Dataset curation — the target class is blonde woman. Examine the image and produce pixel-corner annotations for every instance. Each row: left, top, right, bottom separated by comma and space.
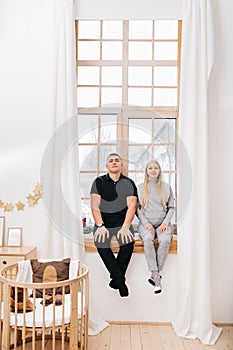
137, 160, 174, 293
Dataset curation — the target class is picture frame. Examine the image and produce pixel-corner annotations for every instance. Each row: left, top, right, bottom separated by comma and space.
7, 227, 22, 247
0, 216, 5, 246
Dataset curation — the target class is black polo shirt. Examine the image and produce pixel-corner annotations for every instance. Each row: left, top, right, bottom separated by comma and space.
90, 173, 138, 228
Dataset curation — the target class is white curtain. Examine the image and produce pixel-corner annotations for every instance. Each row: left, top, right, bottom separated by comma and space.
39, 0, 108, 335
172, 0, 222, 345
40, 0, 83, 259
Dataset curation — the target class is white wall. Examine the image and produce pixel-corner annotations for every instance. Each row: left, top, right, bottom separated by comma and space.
74, 0, 182, 19
209, 0, 233, 323
0, 0, 232, 323
0, 0, 75, 257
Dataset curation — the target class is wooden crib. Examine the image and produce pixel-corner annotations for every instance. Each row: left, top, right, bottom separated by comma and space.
0, 261, 89, 350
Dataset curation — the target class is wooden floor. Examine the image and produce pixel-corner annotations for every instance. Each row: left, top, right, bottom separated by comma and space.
88, 324, 233, 350
14, 324, 233, 349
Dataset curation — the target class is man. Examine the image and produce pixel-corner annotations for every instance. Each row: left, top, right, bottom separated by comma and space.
90, 153, 138, 297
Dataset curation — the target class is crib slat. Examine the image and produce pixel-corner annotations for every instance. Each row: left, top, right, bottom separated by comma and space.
2, 283, 11, 350
61, 285, 65, 350
32, 288, 36, 350
42, 288, 46, 350
52, 287, 56, 350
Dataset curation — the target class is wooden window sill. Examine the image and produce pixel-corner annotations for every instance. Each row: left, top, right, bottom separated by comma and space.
84, 235, 177, 254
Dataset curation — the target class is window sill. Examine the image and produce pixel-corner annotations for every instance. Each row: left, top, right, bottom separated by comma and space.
84, 235, 177, 254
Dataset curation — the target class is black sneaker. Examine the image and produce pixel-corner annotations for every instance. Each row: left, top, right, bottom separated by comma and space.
109, 279, 118, 289
118, 283, 129, 297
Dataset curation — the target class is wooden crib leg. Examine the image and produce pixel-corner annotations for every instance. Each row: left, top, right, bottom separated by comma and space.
2, 284, 10, 350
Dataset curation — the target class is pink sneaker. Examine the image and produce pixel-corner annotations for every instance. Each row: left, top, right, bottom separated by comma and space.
152, 271, 162, 294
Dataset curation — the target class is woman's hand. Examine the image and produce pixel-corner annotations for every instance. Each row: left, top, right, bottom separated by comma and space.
158, 223, 168, 233
144, 222, 155, 234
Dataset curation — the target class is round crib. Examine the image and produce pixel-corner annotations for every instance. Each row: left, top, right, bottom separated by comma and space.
0, 261, 89, 350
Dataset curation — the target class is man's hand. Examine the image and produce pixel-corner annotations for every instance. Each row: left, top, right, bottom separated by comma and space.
94, 226, 109, 243
144, 222, 155, 234
158, 223, 168, 233
117, 226, 134, 244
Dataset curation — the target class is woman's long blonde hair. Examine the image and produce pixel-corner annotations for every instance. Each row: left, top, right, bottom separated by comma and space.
141, 160, 167, 212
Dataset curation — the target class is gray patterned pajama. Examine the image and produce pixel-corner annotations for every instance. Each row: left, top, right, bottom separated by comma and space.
137, 180, 175, 272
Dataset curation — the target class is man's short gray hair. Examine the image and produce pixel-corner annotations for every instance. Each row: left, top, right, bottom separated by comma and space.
106, 153, 122, 162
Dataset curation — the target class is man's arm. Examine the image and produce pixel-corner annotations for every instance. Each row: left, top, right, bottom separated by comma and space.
122, 196, 137, 228
90, 193, 104, 225
117, 195, 137, 244
90, 193, 109, 242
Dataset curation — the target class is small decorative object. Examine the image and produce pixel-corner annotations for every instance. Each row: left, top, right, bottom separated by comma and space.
3, 203, 14, 212
15, 201, 25, 211
7, 227, 22, 247
0, 182, 43, 212
0, 216, 5, 246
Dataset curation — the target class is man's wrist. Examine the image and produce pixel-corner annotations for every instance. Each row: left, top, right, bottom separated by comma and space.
122, 224, 130, 229
96, 222, 105, 228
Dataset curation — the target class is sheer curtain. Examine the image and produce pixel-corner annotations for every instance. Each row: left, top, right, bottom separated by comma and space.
172, 0, 222, 345
40, 0, 108, 335
39, 0, 83, 259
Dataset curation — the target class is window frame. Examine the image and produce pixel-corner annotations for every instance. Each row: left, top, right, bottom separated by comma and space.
75, 20, 182, 251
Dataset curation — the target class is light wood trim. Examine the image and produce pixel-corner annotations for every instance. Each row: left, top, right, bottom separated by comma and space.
177, 20, 182, 116
77, 60, 178, 66
77, 107, 178, 117
0, 246, 36, 256
84, 236, 177, 254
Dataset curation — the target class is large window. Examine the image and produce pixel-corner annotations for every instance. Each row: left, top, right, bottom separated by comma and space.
75, 20, 181, 228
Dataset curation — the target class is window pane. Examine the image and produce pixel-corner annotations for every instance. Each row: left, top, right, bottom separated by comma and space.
129, 20, 153, 39
129, 42, 152, 60
79, 173, 96, 198
102, 21, 123, 39
78, 115, 98, 143
128, 145, 153, 170
99, 145, 117, 171
128, 88, 152, 106
100, 115, 117, 143
81, 199, 94, 225
154, 21, 178, 39
78, 41, 100, 60
154, 42, 178, 60
77, 87, 99, 107
77, 67, 99, 85
154, 88, 177, 106
154, 67, 177, 86
102, 42, 122, 60
101, 88, 122, 105
129, 119, 152, 144
162, 172, 176, 200
128, 172, 144, 187
154, 119, 176, 143
78, 21, 100, 39
79, 145, 98, 170
128, 67, 152, 86
102, 67, 122, 85
153, 145, 175, 170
